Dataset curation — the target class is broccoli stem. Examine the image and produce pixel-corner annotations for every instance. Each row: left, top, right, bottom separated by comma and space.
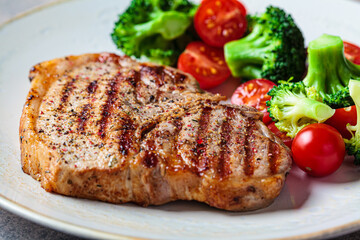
347, 80, 360, 133
288, 97, 334, 124
273, 92, 335, 137
224, 24, 271, 78
344, 80, 360, 164
303, 34, 360, 98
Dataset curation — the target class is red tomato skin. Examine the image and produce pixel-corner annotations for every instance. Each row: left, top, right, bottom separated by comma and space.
202, 0, 247, 16
262, 111, 272, 125
325, 105, 357, 139
232, 0, 247, 16
344, 41, 360, 65
194, 0, 247, 47
177, 42, 231, 89
267, 122, 293, 148
291, 123, 345, 177
231, 79, 276, 112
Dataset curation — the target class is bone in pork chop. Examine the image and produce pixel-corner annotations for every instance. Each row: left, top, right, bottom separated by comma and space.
20, 53, 292, 211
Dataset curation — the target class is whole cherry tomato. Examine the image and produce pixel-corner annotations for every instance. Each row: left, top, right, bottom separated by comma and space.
292, 123, 345, 177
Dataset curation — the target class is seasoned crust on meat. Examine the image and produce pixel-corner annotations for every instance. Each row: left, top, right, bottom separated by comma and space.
20, 53, 292, 211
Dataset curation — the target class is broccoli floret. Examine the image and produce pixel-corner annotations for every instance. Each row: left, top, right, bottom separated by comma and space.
224, 6, 306, 83
303, 34, 360, 109
344, 80, 360, 165
267, 82, 335, 138
111, 0, 199, 66
324, 87, 354, 108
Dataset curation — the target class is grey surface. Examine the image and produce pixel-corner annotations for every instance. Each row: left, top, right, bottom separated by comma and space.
0, 208, 85, 240
0, 0, 360, 240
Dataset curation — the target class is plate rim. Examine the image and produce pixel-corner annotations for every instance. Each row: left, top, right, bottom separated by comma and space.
0, 0, 360, 239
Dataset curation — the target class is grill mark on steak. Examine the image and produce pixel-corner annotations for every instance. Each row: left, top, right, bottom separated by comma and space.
117, 115, 136, 156
77, 104, 91, 134
58, 78, 76, 111
143, 139, 158, 168
268, 140, 280, 174
155, 89, 163, 102
217, 107, 235, 178
77, 81, 98, 133
163, 68, 187, 84
125, 70, 145, 104
174, 72, 186, 84
193, 107, 212, 175
140, 122, 157, 141
97, 76, 122, 138
140, 65, 165, 87
243, 120, 256, 176
173, 118, 183, 131
127, 70, 139, 102
125, 70, 140, 89
168, 117, 184, 171
87, 80, 98, 94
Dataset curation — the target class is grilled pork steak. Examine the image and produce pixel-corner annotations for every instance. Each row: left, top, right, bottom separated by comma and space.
20, 53, 292, 211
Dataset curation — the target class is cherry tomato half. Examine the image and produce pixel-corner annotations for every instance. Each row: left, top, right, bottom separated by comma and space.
177, 41, 231, 89
201, 0, 247, 16
267, 122, 293, 148
194, 0, 247, 47
344, 41, 360, 65
325, 105, 357, 140
231, 79, 276, 113
292, 123, 345, 177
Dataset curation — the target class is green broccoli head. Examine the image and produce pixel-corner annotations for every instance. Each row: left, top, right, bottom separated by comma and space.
224, 6, 306, 83
344, 80, 360, 165
267, 82, 335, 138
303, 34, 360, 109
111, 0, 199, 66
324, 87, 354, 109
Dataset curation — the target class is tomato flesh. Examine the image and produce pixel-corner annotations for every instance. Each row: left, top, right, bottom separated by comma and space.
177, 41, 231, 89
194, 0, 247, 47
292, 123, 345, 177
231, 79, 276, 113
344, 41, 360, 65
325, 105, 357, 139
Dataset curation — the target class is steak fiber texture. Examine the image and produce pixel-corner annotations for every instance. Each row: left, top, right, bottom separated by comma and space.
20, 53, 292, 211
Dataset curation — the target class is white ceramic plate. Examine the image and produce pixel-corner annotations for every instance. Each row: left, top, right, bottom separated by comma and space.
1, 0, 360, 239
